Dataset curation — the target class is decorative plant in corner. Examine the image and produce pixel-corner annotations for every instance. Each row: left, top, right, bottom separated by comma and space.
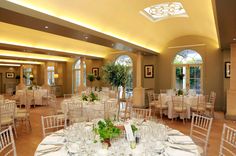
93, 119, 121, 148
87, 73, 96, 89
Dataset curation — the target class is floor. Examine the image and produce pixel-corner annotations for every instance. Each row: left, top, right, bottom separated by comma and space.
14, 101, 236, 156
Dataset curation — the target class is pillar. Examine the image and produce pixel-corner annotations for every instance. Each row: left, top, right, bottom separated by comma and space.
133, 52, 145, 107
16, 65, 25, 90
42, 62, 49, 89
78, 57, 86, 94
226, 44, 236, 119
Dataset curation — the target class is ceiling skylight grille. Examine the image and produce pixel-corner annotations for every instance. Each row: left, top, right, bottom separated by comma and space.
141, 2, 188, 22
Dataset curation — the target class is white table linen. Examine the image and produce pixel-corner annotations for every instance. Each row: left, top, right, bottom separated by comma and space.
35, 120, 200, 156
161, 94, 200, 119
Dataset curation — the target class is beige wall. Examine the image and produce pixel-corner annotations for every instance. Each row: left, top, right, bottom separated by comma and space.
85, 59, 104, 88
143, 55, 158, 92
222, 50, 230, 112
156, 35, 224, 111
0, 66, 19, 93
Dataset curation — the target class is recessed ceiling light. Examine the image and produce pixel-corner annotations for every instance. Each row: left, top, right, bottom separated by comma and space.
85, 36, 89, 39
233, 38, 236, 41
45, 26, 49, 29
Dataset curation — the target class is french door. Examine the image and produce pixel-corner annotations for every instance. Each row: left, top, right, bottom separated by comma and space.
173, 64, 202, 93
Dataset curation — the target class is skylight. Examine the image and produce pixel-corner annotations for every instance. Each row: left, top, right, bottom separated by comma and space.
141, 2, 188, 22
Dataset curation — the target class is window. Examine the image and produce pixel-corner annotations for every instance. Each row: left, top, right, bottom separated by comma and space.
173, 50, 203, 93
47, 66, 55, 86
23, 68, 32, 86
73, 59, 86, 93
115, 55, 133, 97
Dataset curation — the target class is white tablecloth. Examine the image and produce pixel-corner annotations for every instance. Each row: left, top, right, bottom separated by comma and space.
35, 120, 200, 156
61, 98, 118, 119
160, 94, 200, 119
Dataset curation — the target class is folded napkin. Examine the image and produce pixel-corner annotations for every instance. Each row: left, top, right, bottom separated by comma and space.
168, 136, 194, 144
41, 136, 65, 145
167, 129, 184, 136
165, 146, 197, 156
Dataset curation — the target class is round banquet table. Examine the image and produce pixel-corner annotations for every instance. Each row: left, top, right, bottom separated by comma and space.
35, 119, 200, 156
60, 98, 118, 119
160, 94, 204, 119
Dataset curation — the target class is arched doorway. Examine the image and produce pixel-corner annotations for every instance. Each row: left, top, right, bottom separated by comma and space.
173, 49, 203, 93
73, 59, 86, 93
115, 55, 133, 97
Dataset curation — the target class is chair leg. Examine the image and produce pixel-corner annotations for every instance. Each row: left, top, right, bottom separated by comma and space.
13, 124, 17, 138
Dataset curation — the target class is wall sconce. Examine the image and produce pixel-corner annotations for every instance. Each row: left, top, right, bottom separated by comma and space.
29, 74, 34, 78
54, 74, 59, 79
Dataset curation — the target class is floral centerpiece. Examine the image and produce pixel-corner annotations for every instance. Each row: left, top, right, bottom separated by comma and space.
93, 119, 121, 147
82, 91, 98, 102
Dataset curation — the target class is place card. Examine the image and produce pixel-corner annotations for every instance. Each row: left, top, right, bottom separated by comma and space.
124, 122, 135, 142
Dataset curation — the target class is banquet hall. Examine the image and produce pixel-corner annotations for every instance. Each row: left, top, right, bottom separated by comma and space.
0, 0, 236, 156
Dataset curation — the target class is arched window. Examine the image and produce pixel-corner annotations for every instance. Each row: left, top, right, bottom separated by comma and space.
173, 50, 203, 93
115, 55, 133, 97
73, 59, 86, 93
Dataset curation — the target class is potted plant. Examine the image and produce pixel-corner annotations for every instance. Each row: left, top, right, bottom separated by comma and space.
102, 62, 129, 98
93, 119, 121, 148
102, 62, 130, 120
87, 73, 96, 89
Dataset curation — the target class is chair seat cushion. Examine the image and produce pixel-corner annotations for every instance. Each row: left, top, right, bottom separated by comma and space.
16, 108, 27, 113
1, 117, 13, 125
174, 107, 187, 112
155, 104, 168, 109
149, 101, 158, 106
15, 112, 29, 118
206, 104, 213, 109
191, 106, 205, 111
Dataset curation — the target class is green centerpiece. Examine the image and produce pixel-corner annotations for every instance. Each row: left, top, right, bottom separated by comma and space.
93, 119, 121, 147
82, 92, 98, 102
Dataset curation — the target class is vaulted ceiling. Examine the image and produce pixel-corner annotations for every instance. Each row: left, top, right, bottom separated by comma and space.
0, 0, 220, 63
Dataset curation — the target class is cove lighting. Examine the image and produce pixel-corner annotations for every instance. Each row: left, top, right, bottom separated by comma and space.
141, 2, 188, 22
0, 49, 69, 62
0, 63, 20, 67
0, 59, 43, 64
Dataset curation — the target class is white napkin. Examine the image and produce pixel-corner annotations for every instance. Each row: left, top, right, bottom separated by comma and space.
168, 136, 194, 144
165, 146, 197, 156
167, 129, 184, 136
41, 136, 65, 145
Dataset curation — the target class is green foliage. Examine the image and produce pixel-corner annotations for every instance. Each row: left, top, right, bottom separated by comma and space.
177, 89, 183, 96
82, 92, 98, 102
87, 73, 95, 82
93, 119, 121, 142
90, 92, 98, 101
131, 124, 138, 133
96, 76, 101, 81
82, 93, 88, 101
102, 62, 130, 88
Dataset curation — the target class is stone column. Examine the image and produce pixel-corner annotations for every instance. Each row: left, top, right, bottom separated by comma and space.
226, 44, 236, 119
16, 65, 25, 90
133, 52, 145, 107
78, 57, 86, 94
